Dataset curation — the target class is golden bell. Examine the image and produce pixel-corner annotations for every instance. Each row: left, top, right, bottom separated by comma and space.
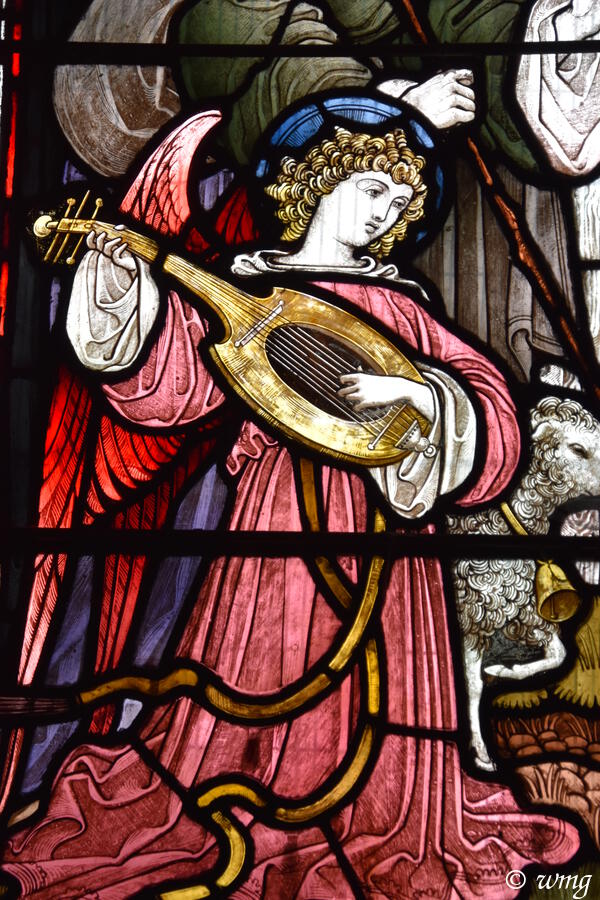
535, 560, 581, 622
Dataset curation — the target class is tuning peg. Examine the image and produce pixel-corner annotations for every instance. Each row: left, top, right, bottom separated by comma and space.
32, 193, 108, 268
52, 191, 91, 264
66, 197, 103, 265
42, 197, 76, 262
32, 214, 57, 239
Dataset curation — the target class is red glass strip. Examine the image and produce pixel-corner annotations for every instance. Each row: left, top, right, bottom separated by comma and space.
0, 5, 22, 336
0, 262, 9, 335
5, 93, 17, 198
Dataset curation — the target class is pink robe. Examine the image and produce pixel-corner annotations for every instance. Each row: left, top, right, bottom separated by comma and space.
2, 280, 579, 898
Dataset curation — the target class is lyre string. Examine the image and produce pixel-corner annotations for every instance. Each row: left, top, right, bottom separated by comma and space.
266, 347, 383, 428
254, 327, 412, 435
262, 330, 380, 423
46, 214, 419, 440
283, 323, 378, 388
265, 342, 372, 426
185, 257, 408, 436
50, 217, 394, 383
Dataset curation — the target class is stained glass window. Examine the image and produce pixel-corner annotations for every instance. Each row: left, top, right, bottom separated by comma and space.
0, 3, 599, 898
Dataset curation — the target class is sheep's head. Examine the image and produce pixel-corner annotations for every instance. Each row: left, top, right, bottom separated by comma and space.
529, 397, 600, 502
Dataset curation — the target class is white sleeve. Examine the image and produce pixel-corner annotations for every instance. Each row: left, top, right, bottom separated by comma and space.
376, 78, 418, 99
516, 0, 600, 176
66, 251, 160, 373
368, 364, 476, 518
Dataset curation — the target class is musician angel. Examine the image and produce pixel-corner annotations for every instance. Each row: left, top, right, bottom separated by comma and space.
0, 97, 579, 898
76, 121, 477, 518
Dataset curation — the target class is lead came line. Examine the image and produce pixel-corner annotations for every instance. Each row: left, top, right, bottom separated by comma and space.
234, 300, 284, 346
264, 329, 382, 425
263, 328, 409, 433
266, 347, 373, 425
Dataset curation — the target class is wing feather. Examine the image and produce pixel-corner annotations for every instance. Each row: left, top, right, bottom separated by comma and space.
120, 111, 222, 236
88, 439, 217, 736
214, 184, 259, 245
1, 109, 226, 809
0, 372, 222, 810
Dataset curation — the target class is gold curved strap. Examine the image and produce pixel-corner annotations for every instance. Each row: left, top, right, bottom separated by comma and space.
79, 668, 199, 707
77, 459, 385, 900
298, 457, 386, 676
78, 556, 382, 720
195, 637, 380, 824
159, 810, 246, 900
157, 639, 380, 898
298, 458, 353, 609
500, 501, 528, 537
154, 460, 385, 899
204, 673, 332, 719
77, 476, 385, 721
205, 538, 384, 718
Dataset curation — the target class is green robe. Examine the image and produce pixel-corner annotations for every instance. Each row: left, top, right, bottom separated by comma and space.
179, 0, 538, 172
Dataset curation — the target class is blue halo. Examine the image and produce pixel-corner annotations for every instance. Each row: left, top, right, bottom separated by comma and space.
255, 93, 447, 248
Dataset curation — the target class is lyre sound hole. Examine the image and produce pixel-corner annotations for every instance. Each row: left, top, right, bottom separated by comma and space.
265, 324, 386, 421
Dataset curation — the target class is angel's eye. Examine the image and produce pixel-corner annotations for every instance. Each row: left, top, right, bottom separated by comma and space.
570, 443, 590, 459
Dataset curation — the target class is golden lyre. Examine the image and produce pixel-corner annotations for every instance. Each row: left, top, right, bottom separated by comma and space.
33, 192, 103, 265
31, 204, 434, 467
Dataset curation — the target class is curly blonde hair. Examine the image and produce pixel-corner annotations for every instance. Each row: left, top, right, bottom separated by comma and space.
265, 126, 427, 258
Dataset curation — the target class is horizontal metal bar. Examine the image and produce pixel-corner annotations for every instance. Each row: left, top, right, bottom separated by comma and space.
0, 528, 598, 559
1, 40, 600, 65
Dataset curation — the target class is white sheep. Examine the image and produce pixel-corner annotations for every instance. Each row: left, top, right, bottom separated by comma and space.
447, 396, 600, 771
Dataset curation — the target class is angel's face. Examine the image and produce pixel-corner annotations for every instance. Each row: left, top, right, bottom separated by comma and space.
317, 171, 414, 249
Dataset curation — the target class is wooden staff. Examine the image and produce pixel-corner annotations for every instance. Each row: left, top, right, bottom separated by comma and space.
400, 0, 600, 404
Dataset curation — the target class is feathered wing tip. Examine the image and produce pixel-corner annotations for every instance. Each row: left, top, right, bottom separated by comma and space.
213, 185, 259, 246
0, 111, 226, 816
0, 376, 220, 810
120, 110, 222, 236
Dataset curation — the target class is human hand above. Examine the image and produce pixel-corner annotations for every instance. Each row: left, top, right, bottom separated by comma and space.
554, 0, 600, 41
338, 372, 434, 421
86, 224, 136, 273
396, 69, 476, 129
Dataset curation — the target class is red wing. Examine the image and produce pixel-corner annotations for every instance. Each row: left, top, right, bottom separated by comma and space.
20, 106, 225, 682
18, 366, 93, 685
84, 417, 190, 517
120, 110, 222, 236
85, 417, 220, 738
213, 184, 259, 245
0, 369, 222, 812
88, 436, 217, 736
17, 384, 194, 688
1, 110, 227, 812
0, 367, 94, 814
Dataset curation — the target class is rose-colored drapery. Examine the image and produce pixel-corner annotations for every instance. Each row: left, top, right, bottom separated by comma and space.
1, 280, 579, 898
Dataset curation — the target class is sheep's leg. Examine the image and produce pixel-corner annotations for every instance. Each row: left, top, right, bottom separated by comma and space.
484, 631, 566, 680
462, 645, 496, 771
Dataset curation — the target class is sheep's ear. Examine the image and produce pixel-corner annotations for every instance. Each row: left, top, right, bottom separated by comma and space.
531, 420, 555, 443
